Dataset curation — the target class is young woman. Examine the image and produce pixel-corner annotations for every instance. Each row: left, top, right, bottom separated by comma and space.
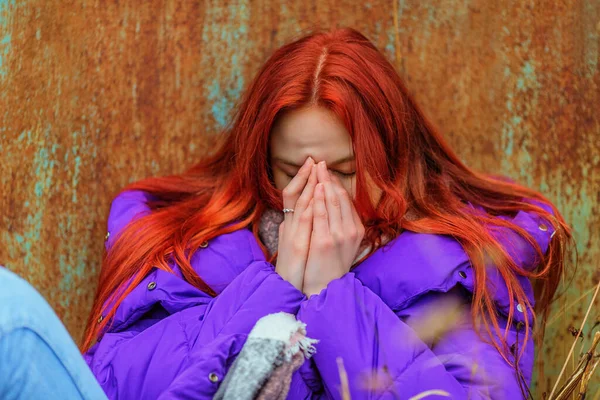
1, 27, 570, 399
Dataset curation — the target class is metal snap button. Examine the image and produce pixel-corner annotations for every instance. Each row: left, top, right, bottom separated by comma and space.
458, 271, 467, 279
208, 372, 219, 383
200, 240, 209, 248
517, 303, 524, 313
147, 281, 157, 291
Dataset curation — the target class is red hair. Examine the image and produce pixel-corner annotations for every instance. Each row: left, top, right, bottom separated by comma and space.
82, 28, 572, 359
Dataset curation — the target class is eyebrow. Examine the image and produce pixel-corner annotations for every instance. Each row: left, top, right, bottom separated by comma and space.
273, 155, 355, 168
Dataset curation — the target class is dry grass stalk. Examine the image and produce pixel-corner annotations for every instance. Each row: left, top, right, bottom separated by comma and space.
337, 357, 351, 400
408, 390, 451, 400
407, 295, 463, 344
549, 331, 599, 400
548, 279, 600, 400
547, 286, 598, 327
576, 332, 600, 399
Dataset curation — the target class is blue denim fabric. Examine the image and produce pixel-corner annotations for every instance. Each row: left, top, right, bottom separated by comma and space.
0, 266, 107, 400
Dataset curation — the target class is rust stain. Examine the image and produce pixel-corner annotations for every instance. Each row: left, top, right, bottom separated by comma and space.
0, 0, 598, 395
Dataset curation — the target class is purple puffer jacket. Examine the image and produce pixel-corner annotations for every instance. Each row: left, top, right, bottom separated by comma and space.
84, 190, 556, 399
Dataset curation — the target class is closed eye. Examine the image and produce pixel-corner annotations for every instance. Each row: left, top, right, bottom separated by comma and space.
333, 171, 356, 178
284, 170, 355, 179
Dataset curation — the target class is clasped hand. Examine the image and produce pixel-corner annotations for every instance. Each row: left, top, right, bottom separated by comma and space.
275, 157, 366, 297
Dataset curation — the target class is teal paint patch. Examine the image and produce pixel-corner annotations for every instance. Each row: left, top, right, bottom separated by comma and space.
3, 125, 57, 274
516, 61, 535, 90
560, 182, 594, 255
0, 0, 14, 78
54, 124, 98, 297
278, 3, 302, 37
68, 125, 96, 204
58, 247, 89, 294
207, 80, 231, 127
202, 2, 251, 128
33, 127, 57, 198
70, 129, 82, 204
384, 0, 409, 67
366, 19, 394, 63
72, 155, 81, 203
20, 208, 43, 266
385, 24, 395, 59
582, 0, 598, 77
500, 42, 539, 188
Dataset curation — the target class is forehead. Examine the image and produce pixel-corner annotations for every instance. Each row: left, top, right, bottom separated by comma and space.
270, 106, 353, 162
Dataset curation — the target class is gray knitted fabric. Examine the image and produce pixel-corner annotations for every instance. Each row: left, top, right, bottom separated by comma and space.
258, 207, 284, 257
213, 312, 318, 400
213, 337, 286, 400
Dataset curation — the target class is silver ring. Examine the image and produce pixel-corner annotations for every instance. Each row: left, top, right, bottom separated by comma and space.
282, 208, 295, 214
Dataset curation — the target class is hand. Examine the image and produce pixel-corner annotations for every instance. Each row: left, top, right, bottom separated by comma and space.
302, 161, 365, 297
275, 157, 318, 291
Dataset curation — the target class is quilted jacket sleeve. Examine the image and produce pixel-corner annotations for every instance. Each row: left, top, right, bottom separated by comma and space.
297, 274, 532, 400
87, 259, 306, 400
87, 190, 307, 399
156, 260, 307, 400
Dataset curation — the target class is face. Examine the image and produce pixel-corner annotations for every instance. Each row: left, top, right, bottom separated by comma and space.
269, 105, 382, 206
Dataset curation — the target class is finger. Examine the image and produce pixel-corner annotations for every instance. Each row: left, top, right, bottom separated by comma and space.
316, 160, 331, 183
330, 173, 363, 240
295, 198, 314, 252
316, 161, 340, 231
293, 163, 318, 218
278, 220, 285, 240
312, 183, 330, 235
329, 174, 354, 225
322, 182, 342, 238
329, 172, 359, 223
282, 157, 314, 226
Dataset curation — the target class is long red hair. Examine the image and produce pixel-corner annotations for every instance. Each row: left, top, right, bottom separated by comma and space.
82, 27, 572, 358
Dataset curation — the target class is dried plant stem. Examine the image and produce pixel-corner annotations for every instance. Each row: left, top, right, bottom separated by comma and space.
547, 286, 598, 327
551, 332, 600, 400
577, 332, 600, 399
409, 390, 451, 400
337, 357, 351, 400
548, 279, 600, 400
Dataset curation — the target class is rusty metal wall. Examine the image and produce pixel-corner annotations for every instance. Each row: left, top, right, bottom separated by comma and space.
0, 0, 598, 396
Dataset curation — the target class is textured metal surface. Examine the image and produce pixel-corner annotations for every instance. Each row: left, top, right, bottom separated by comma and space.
0, 0, 598, 395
